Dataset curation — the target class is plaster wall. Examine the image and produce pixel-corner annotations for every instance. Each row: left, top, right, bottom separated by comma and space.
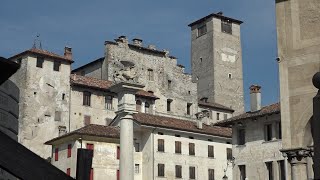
153, 129, 232, 180
70, 86, 117, 131
10, 55, 71, 158
232, 114, 287, 180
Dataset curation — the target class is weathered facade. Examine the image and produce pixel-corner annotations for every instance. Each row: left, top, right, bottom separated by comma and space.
189, 12, 244, 115
275, 0, 319, 178
8, 48, 73, 158
215, 86, 287, 180
46, 114, 233, 180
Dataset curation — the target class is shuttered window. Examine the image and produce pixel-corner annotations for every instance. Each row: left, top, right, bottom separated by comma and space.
189, 143, 195, 156
175, 141, 181, 154
158, 164, 165, 177
83, 91, 91, 106
208, 169, 215, 180
175, 165, 182, 178
67, 144, 72, 158
117, 146, 120, 159
54, 148, 59, 161
189, 166, 195, 179
90, 168, 93, 180
208, 145, 214, 158
227, 148, 232, 161
66, 168, 70, 176
158, 139, 164, 152
86, 143, 94, 157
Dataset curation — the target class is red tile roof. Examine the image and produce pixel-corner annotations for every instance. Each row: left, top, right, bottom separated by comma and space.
198, 101, 234, 112
45, 124, 120, 145
70, 74, 113, 91
214, 102, 280, 126
70, 74, 159, 99
8, 48, 73, 63
132, 113, 232, 138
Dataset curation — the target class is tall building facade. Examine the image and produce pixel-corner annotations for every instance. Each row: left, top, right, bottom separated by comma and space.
189, 12, 244, 115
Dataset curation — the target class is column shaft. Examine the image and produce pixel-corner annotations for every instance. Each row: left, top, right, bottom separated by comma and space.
120, 116, 134, 180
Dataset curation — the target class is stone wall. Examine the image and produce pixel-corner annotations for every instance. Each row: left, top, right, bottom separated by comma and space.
190, 16, 244, 115
10, 55, 71, 158
232, 114, 287, 180
105, 39, 199, 120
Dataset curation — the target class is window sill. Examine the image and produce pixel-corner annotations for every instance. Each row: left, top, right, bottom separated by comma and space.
262, 139, 281, 144
157, 151, 165, 153
236, 144, 246, 148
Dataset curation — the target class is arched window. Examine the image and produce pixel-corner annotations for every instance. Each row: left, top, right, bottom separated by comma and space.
145, 102, 150, 113
136, 100, 142, 112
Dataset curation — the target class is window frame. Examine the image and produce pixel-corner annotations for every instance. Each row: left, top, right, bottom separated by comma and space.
238, 129, 246, 145
189, 166, 196, 179
158, 163, 165, 177
208, 145, 214, 158
67, 144, 72, 158
197, 24, 207, 37
83, 91, 91, 106
208, 169, 215, 180
36, 57, 44, 68
175, 165, 182, 178
135, 164, 140, 174
175, 141, 182, 154
264, 124, 273, 141
158, 139, 165, 152
187, 103, 192, 115
221, 19, 232, 34
227, 148, 233, 161
105, 95, 113, 110
189, 143, 195, 156
53, 61, 61, 71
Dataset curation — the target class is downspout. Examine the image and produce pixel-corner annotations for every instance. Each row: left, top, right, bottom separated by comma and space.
68, 75, 72, 132
151, 127, 157, 180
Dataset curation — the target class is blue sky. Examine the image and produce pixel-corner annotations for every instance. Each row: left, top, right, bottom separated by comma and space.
0, 0, 279, 110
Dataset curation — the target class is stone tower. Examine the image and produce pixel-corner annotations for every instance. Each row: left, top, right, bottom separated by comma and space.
189, 12, 244, 114
8, 47, 73, 158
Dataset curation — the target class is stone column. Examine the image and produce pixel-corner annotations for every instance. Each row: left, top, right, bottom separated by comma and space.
282, 148, 312, 180
110, 82, 144, 180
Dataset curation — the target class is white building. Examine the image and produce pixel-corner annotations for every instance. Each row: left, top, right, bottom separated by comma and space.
215, 85, 287, 180
46, 112, 233, 180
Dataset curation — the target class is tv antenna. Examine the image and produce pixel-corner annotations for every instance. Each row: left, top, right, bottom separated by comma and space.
32, 34, 42, 49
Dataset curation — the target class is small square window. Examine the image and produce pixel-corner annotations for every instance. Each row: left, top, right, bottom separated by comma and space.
221, 20, 232, 34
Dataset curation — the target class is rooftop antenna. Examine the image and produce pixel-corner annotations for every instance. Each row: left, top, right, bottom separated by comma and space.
32, 34, 42, 49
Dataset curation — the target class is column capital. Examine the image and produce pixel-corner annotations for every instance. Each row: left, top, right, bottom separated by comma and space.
281, 148, 313, 164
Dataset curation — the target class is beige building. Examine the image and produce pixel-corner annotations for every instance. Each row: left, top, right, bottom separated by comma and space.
215, 86, 287, 180
46, 113, 233, 180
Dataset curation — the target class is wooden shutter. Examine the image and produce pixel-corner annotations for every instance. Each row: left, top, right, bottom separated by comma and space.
66, 168, 70, 176
89, 168, 93, 180
208, 145, 214, 157
54, 148, 59, 161
86, 143, 94, 157
117, 146, 120, 159
175, 165, 182, 178
117, 170, 120, 180
189, 166, 195, 179
158, 139, 164, 152
208, 169, 214, 180
175, 141, 181, 154
227, 148, 232, 160
189, 143, 195, 155
67, 144, 72, 158
158, 164, 164, 177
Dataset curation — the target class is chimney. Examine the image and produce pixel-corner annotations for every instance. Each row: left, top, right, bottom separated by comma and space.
132, 38, 143, 47
64, 46, 72, 60
249, 85, 262, 112
148, 44, 156, 50
58, 126, 67, 136
195, 112, 204, 129
116, 36, 128, 44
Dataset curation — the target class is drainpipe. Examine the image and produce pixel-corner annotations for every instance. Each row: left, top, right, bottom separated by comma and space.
152, 128, 157, 180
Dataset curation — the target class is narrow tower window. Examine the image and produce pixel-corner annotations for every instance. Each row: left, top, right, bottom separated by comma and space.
221, 20, 232, 34
198, 24, 207, 37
